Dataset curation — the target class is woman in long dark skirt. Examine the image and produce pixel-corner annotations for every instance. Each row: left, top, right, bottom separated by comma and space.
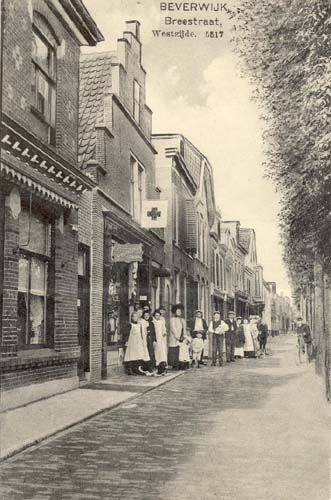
141, 310, 156, 374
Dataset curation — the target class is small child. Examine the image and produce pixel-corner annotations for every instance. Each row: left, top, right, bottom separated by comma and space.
179, 335, 191, 370
192, 332, 204, 368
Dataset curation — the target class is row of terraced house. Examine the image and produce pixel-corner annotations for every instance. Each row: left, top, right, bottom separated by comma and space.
0, 0, 292, 411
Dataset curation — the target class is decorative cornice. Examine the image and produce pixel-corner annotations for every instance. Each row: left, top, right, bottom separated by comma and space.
1, 115, 96, 194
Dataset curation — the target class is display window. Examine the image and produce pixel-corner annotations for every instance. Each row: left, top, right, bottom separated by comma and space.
17, 207, 54, 348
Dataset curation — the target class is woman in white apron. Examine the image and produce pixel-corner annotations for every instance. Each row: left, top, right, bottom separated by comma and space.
243, 318, 255, 358
124, 312, 150, 375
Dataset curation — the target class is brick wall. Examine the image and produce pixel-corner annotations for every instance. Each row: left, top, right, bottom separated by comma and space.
2, 0, 80, 166
1, 199, 19, 358
78, 191, 92, 248
54, 209, 79, 352
100, 101, 156, 214
1, 361, 76, 392
0, 191, 4, 344
89, 190, 104, 381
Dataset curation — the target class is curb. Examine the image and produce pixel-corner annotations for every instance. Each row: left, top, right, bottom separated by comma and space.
0, 371, 185, 463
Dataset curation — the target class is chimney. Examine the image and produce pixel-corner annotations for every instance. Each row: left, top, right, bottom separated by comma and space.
125, 20, 140, 41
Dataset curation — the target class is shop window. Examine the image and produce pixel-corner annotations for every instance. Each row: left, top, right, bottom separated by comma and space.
133, 80, 141, 124
31, 13, 57, 144
17, 208, 53, 347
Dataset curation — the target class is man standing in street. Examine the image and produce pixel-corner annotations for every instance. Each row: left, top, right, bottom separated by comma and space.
258, 318, 269, 356
225, 311, 237, 362
296, 317, 312, 362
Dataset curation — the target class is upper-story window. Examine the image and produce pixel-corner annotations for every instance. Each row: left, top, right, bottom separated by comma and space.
31, 13, 57, 144
172, 187, 179, 245
133, 80, 141, 124
180, 140, 185, 157
199, 214, 204, 262
220, 258, 224, 289
130, 156, 145, 223
216, 254, 220, 288
255, 271, 260, 296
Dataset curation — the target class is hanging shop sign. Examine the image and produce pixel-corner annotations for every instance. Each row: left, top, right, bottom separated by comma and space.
112, 242, 143, 263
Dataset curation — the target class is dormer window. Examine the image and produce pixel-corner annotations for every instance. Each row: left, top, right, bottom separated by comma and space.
31, 13, 57, 144
133, 80, 141, 123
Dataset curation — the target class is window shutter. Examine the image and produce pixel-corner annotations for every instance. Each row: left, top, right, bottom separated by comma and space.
184, 199, 197, 253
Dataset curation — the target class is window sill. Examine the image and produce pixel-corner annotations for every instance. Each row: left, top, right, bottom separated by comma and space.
30, 105, 50, 126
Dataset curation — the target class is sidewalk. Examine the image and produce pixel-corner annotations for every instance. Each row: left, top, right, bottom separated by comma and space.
0, 370, 183, 461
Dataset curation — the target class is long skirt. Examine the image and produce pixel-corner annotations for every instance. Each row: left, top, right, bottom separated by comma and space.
168, 346, 180, 369
244, 328, 255, 354
234, 346, 244, 358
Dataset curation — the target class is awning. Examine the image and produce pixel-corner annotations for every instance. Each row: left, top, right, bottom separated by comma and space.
1, 163, 78, 209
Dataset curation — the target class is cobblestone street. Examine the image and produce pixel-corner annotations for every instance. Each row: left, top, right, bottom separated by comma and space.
0, 336, 329, 500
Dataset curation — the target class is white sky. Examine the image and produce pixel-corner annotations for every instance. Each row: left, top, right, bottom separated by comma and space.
83, 0, 291, 297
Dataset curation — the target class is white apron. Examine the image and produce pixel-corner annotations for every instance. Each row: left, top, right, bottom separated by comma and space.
124, 322, 150, 362
153, 318, 167, 366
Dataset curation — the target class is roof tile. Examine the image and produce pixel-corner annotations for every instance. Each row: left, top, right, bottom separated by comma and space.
79, 52, 114, 165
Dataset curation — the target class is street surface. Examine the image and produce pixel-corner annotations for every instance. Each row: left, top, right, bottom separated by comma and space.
0, 335, 329, 500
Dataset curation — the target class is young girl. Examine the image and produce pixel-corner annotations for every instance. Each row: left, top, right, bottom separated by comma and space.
179, 335, 191, 370
192, 332, 204, 367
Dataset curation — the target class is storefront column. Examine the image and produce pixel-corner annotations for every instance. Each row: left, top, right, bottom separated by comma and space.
1, 187, 20, 358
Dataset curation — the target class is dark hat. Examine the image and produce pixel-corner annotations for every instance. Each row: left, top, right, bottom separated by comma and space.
297, 317, 303, 321
172, 303, 184, 314
195, 309, 203, 315
159, 305, 166, 310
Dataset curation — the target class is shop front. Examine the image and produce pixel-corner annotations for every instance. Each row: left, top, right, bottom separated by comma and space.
235, 291, 249, 319
0, 120, 94, 410
102, 214, 164, 375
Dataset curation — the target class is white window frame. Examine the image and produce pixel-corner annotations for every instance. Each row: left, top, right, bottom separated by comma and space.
130, 155, 145, 223
31, 20, 57, 141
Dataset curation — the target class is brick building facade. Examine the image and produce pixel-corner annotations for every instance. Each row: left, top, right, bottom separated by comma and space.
0, 0, 102, 410
78, 21, 165, 381
152, 134, 216, 326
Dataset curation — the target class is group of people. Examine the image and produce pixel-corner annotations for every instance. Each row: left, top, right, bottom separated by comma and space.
123, 303, 269, 376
